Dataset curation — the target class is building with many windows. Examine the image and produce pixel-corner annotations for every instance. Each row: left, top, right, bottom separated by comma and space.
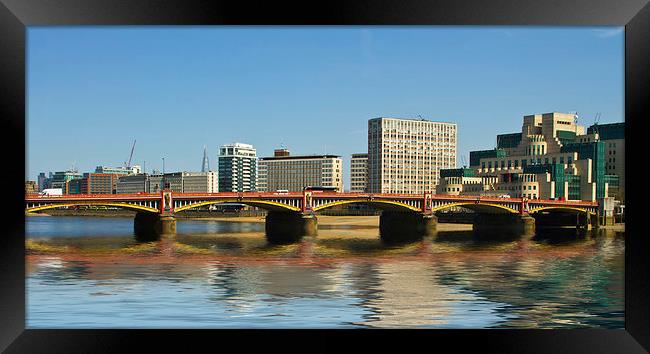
439, 112, 622, 203
587, 122, 624, 202
95, 165, 141, 175
258, 149, 343, 192
37, 172, 48, 192
116, 171, 217, 194
25, 181, 38, 194
48, 170, 82, 194
218, 143, 257, 192
116, 174, 149, 194
350, 153, 368, 192
367, 117, 457, 194
179, 171, 218, 193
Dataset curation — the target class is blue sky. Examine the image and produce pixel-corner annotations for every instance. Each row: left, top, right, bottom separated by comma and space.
27, 26, 624, 187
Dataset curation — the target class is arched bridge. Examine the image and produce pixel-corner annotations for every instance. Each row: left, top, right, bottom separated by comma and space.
25, 191, 600, 242
25, 191, 599, 216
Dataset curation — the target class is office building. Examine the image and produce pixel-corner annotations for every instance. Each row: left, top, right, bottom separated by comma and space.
439, 112, 622, 202
95, 165, 141, 175
116, 171, 218, 194
116, 174, 148, 194
37, 172, 48, 192
258, 149, 343, 192
350, 153, 368, 192
587, 122, 624, 202
25, 181, 38, 194
367, 117, 457, 194
182, 171, 218, 193
83, 173, 119, 194
218, 143, 257, 192
48, 170, 82, 194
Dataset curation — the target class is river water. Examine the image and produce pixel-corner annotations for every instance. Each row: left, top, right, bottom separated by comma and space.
26, 216, 624, 329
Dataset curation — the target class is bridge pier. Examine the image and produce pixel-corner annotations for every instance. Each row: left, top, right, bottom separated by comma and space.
134, 212, 177, 241
379, 211, 437, 243
532, 211, 597, 230
473, 213, 535, 235
265, 211, 317, 244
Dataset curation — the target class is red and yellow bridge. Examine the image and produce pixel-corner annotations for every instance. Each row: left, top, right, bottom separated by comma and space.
25, 190, 598, 215
25, 191, 600, 243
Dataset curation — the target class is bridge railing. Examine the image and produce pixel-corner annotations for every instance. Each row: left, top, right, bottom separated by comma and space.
25, 191, 598, 207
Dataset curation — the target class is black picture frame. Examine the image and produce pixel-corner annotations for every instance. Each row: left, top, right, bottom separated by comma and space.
2, 0, 649, 352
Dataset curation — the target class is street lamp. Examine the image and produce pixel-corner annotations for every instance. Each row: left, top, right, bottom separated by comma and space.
162, 157, 166, 190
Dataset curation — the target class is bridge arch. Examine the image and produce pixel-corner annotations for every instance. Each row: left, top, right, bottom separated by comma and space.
311, 199, 421, 212
25, 202, 159, 214
529, 206, 596, 215
173, 199, 301, 212
431, 202, 519, 214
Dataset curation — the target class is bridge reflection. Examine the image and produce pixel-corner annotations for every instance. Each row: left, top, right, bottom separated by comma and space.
27, 228, 623, 328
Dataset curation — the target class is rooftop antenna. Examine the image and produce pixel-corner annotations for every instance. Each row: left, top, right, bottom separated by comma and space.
418, 114, 425, 121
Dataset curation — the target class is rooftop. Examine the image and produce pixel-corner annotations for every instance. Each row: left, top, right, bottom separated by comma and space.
260, 154, 341, 161
369, 117, 457, 125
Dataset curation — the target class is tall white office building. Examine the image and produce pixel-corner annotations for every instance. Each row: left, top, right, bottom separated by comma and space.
218, 143, 257, 192
367, 117, 457, 194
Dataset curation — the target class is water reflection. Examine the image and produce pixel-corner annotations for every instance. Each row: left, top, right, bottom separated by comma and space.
26, 217, 624, 328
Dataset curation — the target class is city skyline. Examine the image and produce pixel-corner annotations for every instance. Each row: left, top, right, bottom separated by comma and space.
27, 27, 624, 185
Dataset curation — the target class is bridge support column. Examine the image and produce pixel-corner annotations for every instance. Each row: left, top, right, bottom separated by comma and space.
473, 213, 535, 236
591, 213, 600, 229
379, 211, 437, 243
265, 211, 317, 244
134, 212, 176, 241
576, 211, 592, 230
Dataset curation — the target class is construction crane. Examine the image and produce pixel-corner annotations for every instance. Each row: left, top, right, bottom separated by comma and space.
125, 140, 136, 169
592, 113, 601, 140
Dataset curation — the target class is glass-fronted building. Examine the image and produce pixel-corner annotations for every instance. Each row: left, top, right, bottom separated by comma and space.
218, 143, 257, 192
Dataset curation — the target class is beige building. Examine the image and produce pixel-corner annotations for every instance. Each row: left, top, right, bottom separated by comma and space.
25, 180, 38, 194
350, 153, 368, 192
368, 117, 457, 194
258, 149, 343, 192
440, 112, 622, 202
181, 171, 218, 193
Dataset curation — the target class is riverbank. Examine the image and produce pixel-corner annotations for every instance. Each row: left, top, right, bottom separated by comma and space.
599, 223, 625, 232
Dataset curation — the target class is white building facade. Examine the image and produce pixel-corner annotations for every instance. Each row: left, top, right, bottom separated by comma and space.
350, 153, 368, 192
218, 143, 257, 192
367, 117, 457, 194
258, 150, 343, 192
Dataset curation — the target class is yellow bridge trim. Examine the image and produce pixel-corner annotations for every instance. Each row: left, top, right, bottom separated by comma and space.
430, 201, 519, 214
529, 206, 597, 215
311, 199, 421, 212
26, 202, 159, 214
173, 199, 301, 212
